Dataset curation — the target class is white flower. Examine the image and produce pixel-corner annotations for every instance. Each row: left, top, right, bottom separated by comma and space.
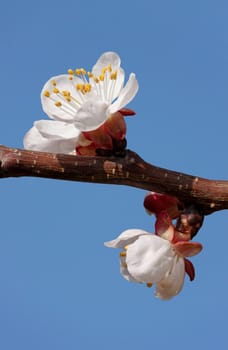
105, 229, 202, 300
24, 52, 138, 154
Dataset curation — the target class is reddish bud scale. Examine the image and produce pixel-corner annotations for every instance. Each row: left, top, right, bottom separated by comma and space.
155, 210, 172, 237
76, 143, 97, 156
83, 125, 113, 150
76, 110, 136, 157
184, 258, 195, 281
118, 108, 136, 116
175, 205, 204, 239
144, 192, 181, 219
104, 113, 126, 140
174, 241, 203, 257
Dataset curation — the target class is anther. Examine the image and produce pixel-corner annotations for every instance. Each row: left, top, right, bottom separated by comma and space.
62, 90, 71, 97
93, 76, 99, 83
51, 80, 57, 86
43, 90, 50, 97
120, 251, 126, 257
68, 68, 74, 75
53, 88, 59, 94
110, 71, 117, 80
102, 67, 107, 74
55, 101, 62, 107
146, 283, 153, 288
80, 68, 86, 75
76, 83, 82, 90
84, 84, 91, 92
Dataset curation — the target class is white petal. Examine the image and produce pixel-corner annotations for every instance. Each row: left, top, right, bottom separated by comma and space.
74, 99, 108, 131
155, 256, 185, 300
108, 73, 139, 114
110, 67, 125, 101
23, 125, 78, 154
104, 229, 149, 249
89, 67, 125, 104
92, 52, 121, 76
120, 255, 139, 283
126, 235, 175, 283
41, 75, 84, 122
34, 120, 80, 139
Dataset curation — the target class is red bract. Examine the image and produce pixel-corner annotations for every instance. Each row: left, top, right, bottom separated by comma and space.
83, 124, 113, 149
76, 143, 97, 156
104, 112, 126, 140
77, 109, 136, 156
144, 192, 181, 219
155, 210, 174, 241
174, 241, 203, 257
173, 241, 202, 282
184, 259, 195, 281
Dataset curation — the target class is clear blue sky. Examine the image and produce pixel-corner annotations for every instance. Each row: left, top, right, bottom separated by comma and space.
0, 0, 227, 349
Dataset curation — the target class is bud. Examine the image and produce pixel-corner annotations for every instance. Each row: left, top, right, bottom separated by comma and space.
112, 137, 127, 157
175, 205, 204, 239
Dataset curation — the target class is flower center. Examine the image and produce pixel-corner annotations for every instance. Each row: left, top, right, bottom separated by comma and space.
43, 64, 118, 117
70, 65, 118, 103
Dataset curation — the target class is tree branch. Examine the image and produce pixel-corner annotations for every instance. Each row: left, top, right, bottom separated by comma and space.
0, 145, 227, 215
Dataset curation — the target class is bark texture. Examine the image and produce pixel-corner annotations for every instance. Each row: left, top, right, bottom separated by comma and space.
0, 145, 227, 215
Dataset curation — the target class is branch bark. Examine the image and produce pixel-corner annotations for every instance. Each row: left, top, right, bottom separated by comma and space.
0, 145, 227, 215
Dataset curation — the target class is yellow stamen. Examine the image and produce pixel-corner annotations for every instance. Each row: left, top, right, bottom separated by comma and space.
80, 68, 86, 75
107, 64, 112, 72
55, 101, 62, 107
68, 76, 73, 80
120, 251, 126, 257
84, 83, 91, 92
102, 67, 107, 74
65, 96, 71, 102
68, 68, 74, 75
124, 245, 129, 250
110, 71, 117, 80
62, 90, 71, 97
87, 71, 93, 78
99, 74, 105, 81
75, 69, 81, 75
53, 88, 59, 94
93, 76, 99, 83
43, 90, 50, 97
51, 80, 57, 86
146, 283, 153, 288
76, 83, 82, 91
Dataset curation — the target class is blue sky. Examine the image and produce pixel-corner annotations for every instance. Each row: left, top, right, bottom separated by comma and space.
0, 0, 227, 349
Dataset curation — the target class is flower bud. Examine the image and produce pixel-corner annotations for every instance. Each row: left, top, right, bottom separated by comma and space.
175, 205, 204, 239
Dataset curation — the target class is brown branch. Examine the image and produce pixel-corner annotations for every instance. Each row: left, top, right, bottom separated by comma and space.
0, 145, 227, 215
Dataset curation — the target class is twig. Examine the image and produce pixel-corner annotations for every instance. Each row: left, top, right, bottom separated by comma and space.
0, 145, 227, 215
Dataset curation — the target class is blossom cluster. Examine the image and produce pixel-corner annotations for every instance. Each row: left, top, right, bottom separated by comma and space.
105, 193, 203, 300
24, 52, 203, 301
